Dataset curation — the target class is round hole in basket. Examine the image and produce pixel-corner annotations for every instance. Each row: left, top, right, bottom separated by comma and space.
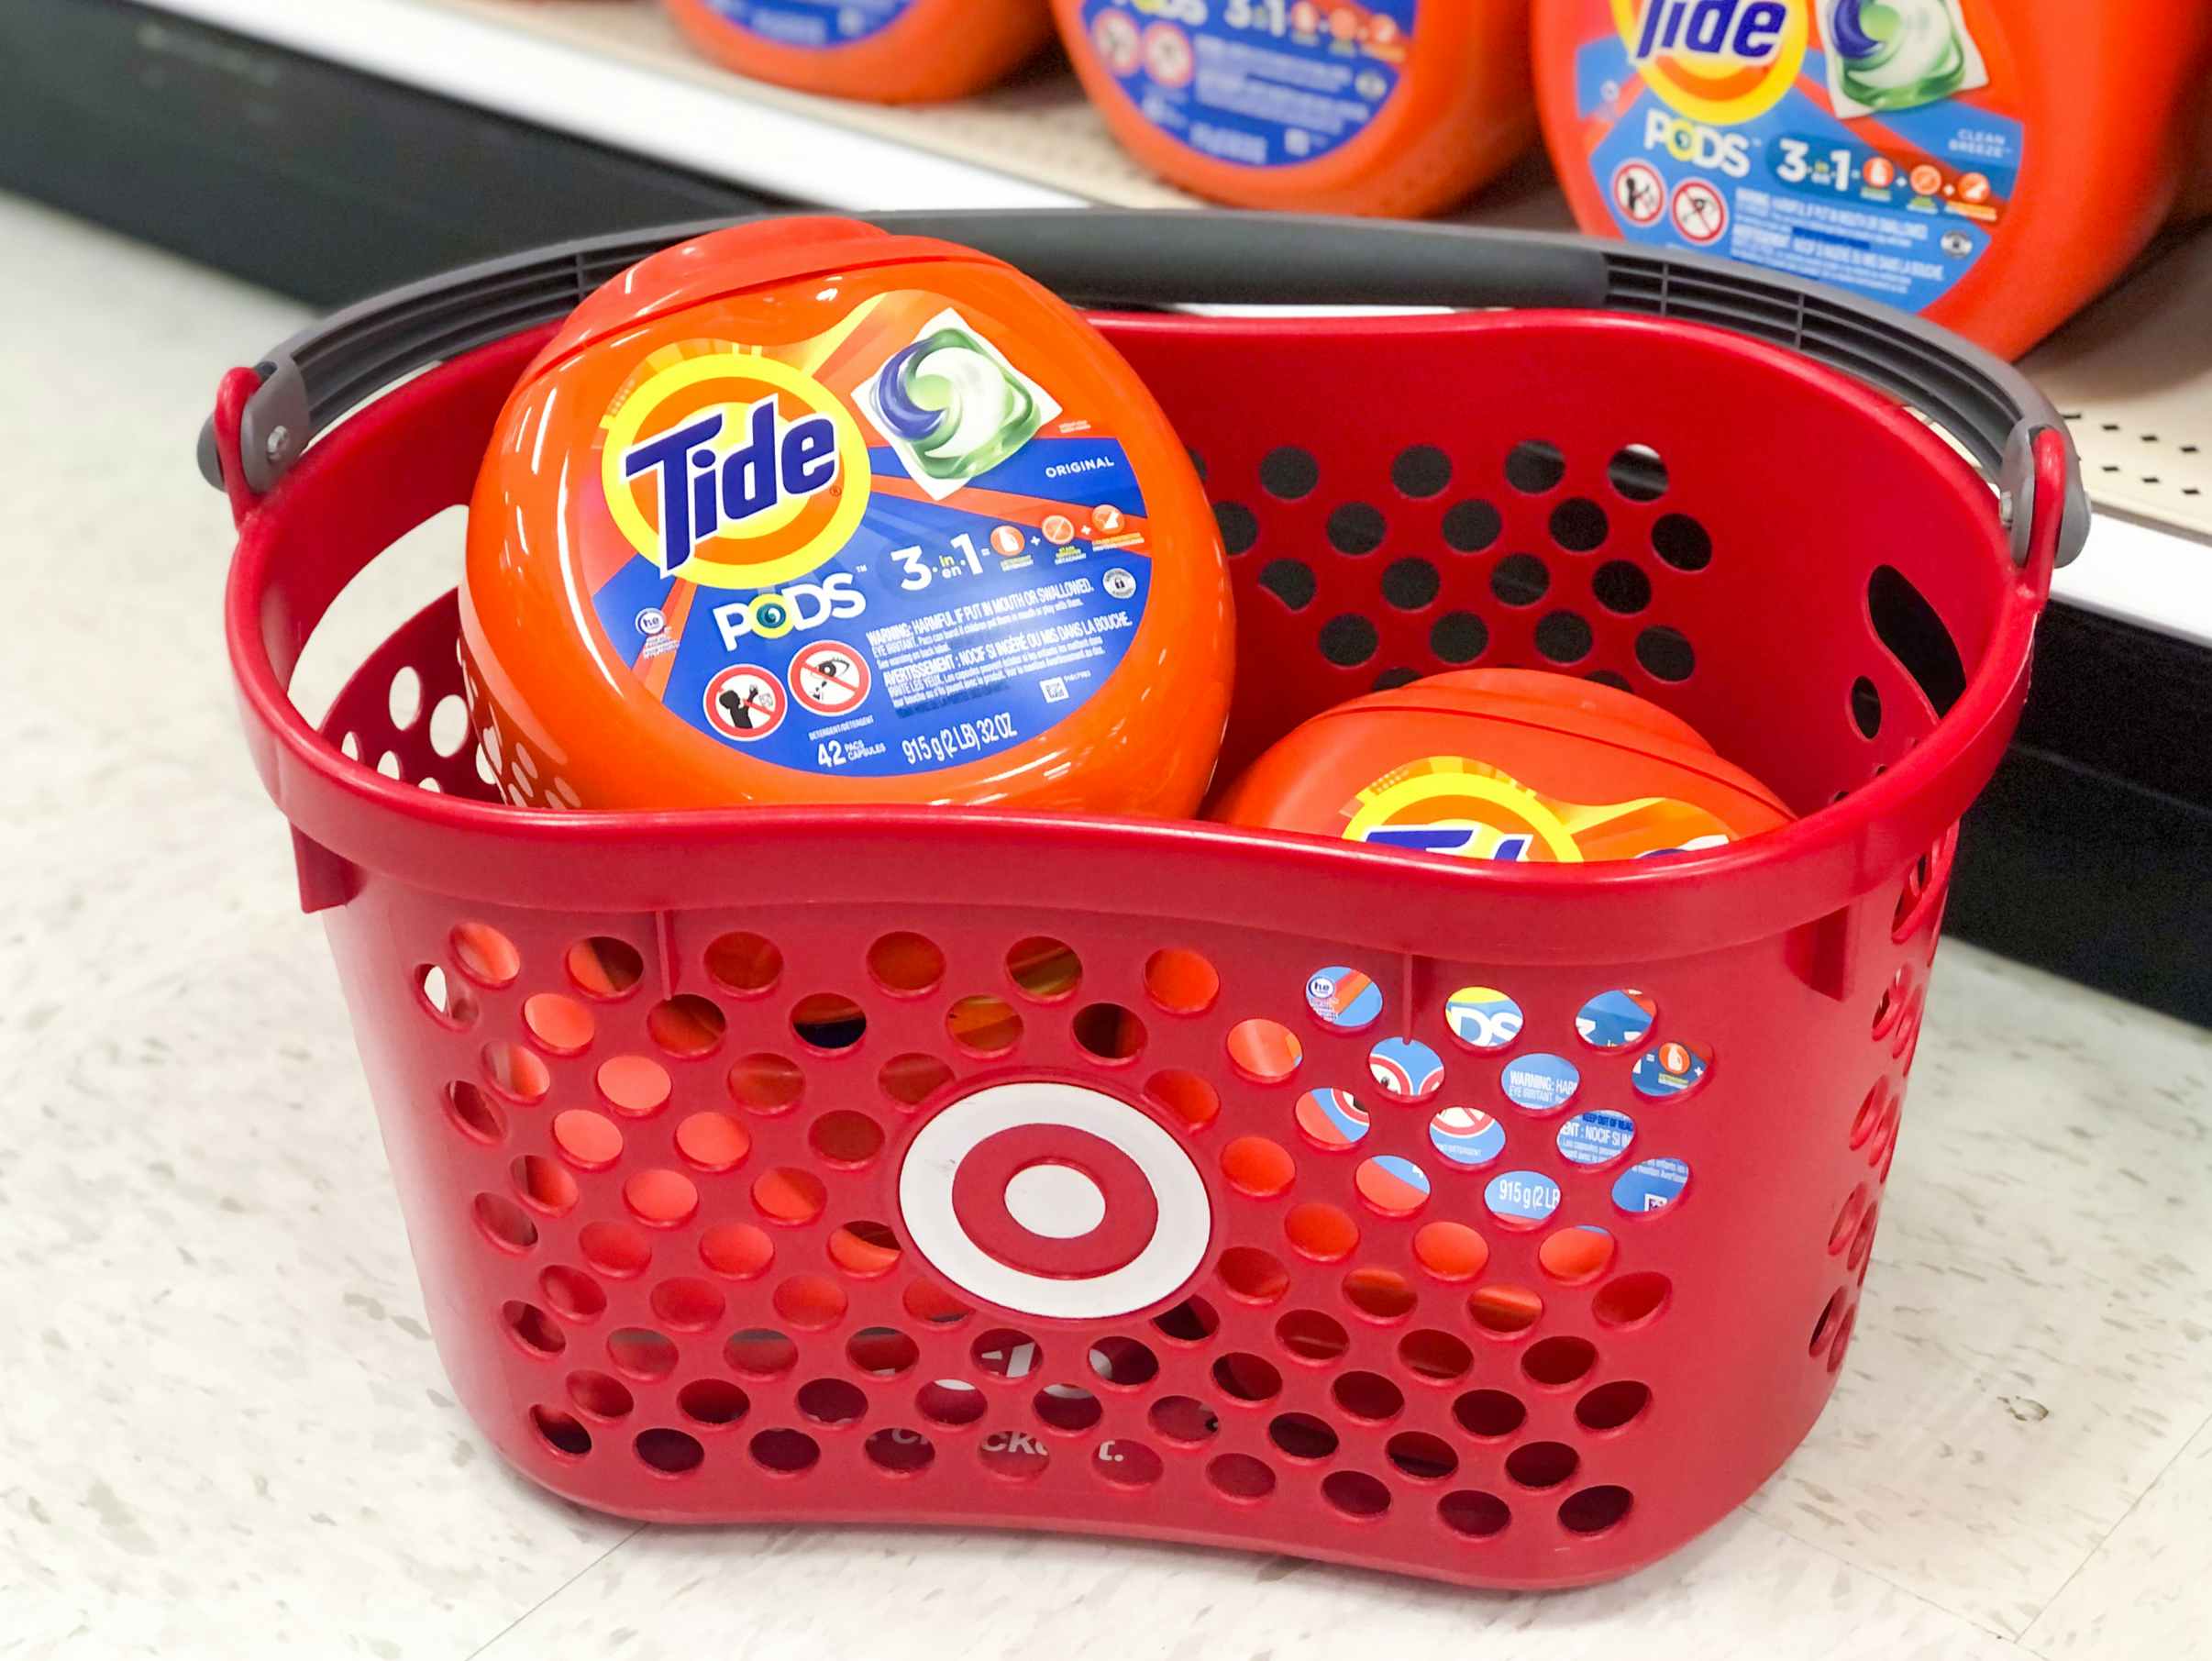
530, 1406, 591, 1458
1152, 1395, 1220, 1444
1208, 1454, 1277, 1502
677, 1379, 750, 1428
600, 1055, 672, 1118
472, 1192, 537, 1254
1222, 1136, 1296, 1198
1212, 1352, 1283, 1403
1469, 1285, 1544, 1336
1276, 1309, 1350, 1366
1153, 1295, 1220, 1344
1443, 498, 1502, 553
539, 1266, 606, 1323
788, 993, 865, 1055
827, 1219, 902, 1278
850, 1326, 921, 1378
725, 1328, 798, 1379
1576, 1380, 1653, 1434
903, 1280, 973, 1326
568, 1370, 635, 1422
918, 1380, 988, 1427
1033, 1384, 1103, 1434
444, 1080, 505, 1146
675, 1112, 751, 1172
1322, 1470, 1393, 1520
1505, 1440, 1580, 1490
773, 1277, 847, 1331
797, 1378, 868, 1425
750, 1428, 821, 1475
1592, 1272, 1672, 1329
607, 1328, 677, 1382
1267, 1412, 1338, 1461
868, 931, 946, 995
947, 995, 1023, 1057
1393, 444, 1453, 499
1284, 1203, 1358, 1262
566, 936, 644, 1000
1145, 1069, 1221, 1132
450, 922, 520, 988
1388, 1432, 1460, 1482
1344, 1266, 1418, 1322
1333, 1370, 1405, 1423
648, 995, 726, 1058
1454, 1389, 1527, 1440
579, 1221, 651, 1279
1005, 936, 1081, 1002
1071, 1002, 1147, 1062
1399, 1329, 1475, 1383
1412, 1222, 1490, 1281
1439, 1489, 1512, 1539
634, 1428, 706, 1478
699, 1224, 774, 1280
866, 1428, 936, 1475
705, 932, 783, 996
1559, 1485, 1635, 1536
414, 965, 477, 1029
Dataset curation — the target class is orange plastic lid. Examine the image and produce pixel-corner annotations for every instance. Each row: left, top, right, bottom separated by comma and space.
1052, 1, 1537, 218
1211, 668, 1792, 861
661, 0, 1054, 104
461, 217, 1233, 815
1533, 0, 2212, 358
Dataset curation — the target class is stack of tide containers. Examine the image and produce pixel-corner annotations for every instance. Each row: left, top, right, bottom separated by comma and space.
658, 0, 2212, 359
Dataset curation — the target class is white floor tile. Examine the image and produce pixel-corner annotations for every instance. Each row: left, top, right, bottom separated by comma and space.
0, 194, 635, 1659
473, 1511, 2025, 1661
2025, 1411, 2212, 1659
1741, 949, 2212, 1636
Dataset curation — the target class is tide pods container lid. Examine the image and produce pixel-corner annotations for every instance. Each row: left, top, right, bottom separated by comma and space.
462, 217, 1233, 816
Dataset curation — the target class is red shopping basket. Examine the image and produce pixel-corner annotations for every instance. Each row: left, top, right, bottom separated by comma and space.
207, 212, 2084, 1591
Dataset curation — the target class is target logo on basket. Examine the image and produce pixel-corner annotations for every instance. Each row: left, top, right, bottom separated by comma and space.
603, 346, 870, 590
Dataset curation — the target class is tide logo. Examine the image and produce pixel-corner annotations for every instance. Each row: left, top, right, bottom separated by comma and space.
602, 347, 870, 591
1613, 0, 1808, 125
1344, 759, 1587, 864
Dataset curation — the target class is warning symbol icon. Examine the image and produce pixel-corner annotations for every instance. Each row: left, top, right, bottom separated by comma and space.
789, 640, 872, 716
703, 665, 786, 742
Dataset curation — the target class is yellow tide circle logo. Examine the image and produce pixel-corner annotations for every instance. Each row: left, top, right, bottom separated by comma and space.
601, 347, 870, 592
1343, 759, 1587, 863
1612, 0, 1809, 125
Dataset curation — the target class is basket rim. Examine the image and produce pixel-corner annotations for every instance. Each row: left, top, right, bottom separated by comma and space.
223, 310, 2058, 965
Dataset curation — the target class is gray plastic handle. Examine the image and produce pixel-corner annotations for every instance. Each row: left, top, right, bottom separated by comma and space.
200, 209, 2087, 568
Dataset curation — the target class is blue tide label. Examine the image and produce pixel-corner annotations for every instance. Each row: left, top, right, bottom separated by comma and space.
1078, 0, 1416, 168
1567, 0, 2021, 314
704, 0, 915, 46
587, 299, 1159, 781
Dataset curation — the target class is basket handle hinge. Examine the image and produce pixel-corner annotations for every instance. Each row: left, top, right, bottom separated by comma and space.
1786, 905, 1859, 1004
292, 828, 360, 914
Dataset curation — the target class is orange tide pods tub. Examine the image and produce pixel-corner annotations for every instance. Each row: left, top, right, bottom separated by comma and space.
1051, 1, 1538, 217
460, 217, 1233, 815
1534, 0, 2212, 358
1211, 669, 1793, 860
662, 0, 1054, 104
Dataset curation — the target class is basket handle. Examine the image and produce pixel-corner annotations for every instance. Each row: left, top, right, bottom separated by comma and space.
198, 210, 2086, 572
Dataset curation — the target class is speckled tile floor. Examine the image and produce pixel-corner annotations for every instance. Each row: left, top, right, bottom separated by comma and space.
5, 193, 2210, 1660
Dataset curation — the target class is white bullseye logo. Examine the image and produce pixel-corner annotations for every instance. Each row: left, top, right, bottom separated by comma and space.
897, 1082, 1211, 1319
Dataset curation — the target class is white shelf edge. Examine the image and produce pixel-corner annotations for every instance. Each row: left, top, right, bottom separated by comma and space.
2053, 513, 2212, 650
141, 0, 2212, 652
137, 0, 1085, 211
